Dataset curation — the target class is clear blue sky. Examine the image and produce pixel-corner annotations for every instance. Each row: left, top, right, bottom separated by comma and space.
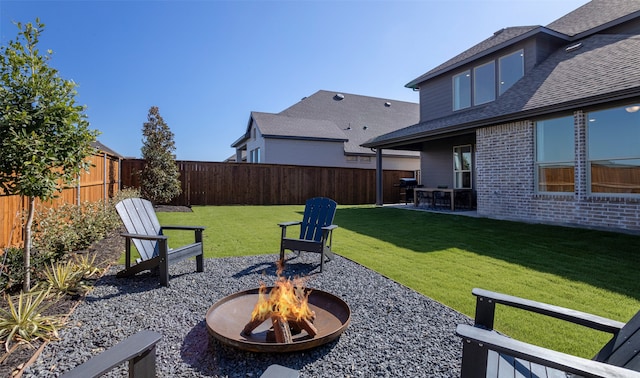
1, 0, 588, 161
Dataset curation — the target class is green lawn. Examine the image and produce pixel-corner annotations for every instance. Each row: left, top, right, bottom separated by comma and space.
154, 204, 640, 359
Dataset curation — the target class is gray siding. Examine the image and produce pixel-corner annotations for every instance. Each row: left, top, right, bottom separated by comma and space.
418, 39, 543, 124
421, 144, 451, 188
533, 34, 566, 65
420, 134, 476, 189
521, 39, 539, 72
419, 75, 452, 121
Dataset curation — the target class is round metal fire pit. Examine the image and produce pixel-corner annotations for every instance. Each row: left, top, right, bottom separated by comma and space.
206, 287, 350, 353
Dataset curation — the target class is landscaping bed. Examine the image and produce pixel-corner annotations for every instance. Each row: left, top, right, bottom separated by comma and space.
0, 229, 124, 377
0, 204, 189, 377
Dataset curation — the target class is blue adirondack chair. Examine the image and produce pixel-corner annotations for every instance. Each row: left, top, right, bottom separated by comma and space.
115, 198, 205, 287
278, 197, 338, 272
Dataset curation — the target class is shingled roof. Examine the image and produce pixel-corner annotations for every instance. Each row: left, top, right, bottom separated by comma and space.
405, 26, 547, 89
250, 111, 347, 142
91, 141, 123, 158
364, 33, 640, 148
279, 90, 419, 155
546, 0, 640, 37
405, 0, 640, 90
234, 90, 419, 156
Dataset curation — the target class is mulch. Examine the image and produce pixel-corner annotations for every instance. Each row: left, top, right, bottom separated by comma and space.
154, 205, 193, 213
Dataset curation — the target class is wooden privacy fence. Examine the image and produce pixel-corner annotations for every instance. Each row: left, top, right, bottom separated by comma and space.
121, 159, 415, 206
0, 152, 121, 248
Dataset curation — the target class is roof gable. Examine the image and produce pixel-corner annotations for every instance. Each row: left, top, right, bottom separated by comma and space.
365, 33, 640, 148
484, 34, 640, 117
406, 1, 640, 89
405, 26, 547, 88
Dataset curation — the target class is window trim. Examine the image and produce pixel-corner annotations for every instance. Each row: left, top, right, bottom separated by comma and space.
534, 115, 575, 194
586, 104, 640, 197
250, 147, 261, 163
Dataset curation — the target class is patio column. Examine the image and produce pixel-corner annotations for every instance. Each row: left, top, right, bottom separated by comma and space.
376, 148, 383, 206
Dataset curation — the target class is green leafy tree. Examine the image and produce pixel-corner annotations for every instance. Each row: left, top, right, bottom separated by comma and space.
140, 106, 181, 204
0, 20, 98, 291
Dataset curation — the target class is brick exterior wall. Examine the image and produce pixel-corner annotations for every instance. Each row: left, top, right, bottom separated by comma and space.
475, 116, 640, 233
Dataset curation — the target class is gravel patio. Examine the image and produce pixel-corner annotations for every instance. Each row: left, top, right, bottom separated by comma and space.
26, 253, 472, 377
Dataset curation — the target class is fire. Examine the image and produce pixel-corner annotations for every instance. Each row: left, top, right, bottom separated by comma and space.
249, 274, 313, 323
242, 264, 318, 343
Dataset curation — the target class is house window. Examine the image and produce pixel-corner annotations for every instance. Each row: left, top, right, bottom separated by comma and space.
453, 145, 472, 189
474, 61, 495, 105
251, 127, 257, 139
454, 50, 523, 110
535, 116, 575, 193
499, 50, 524, 95
250, 148, 261, 163
453, 71, 471, 110
588, 105, 640, 195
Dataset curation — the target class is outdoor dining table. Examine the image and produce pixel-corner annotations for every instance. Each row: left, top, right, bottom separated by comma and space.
413, 187, 472, 211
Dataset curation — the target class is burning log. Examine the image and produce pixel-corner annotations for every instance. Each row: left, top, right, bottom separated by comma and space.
242, 315, 268, 336
295, 317, 318, 337
271, 316, 293, 343
242, 271, 317, 343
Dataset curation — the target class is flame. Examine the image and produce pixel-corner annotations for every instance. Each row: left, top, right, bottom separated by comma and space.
249, 268, 313, 322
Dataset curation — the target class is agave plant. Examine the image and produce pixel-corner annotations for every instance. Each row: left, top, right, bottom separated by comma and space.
72, 253, 105, 279
0, 289, 64, 351
41, 261, 89, 296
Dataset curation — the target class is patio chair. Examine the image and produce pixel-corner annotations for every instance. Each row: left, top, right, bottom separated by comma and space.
454, 189, 474, 210
260, 364, 299, 378
433, 185, 451, 209
456, 288, 640, 378
115, 198, 205, 287
60, 330, 162, 378
416, 189, 434, 208
279, 197, 338, 272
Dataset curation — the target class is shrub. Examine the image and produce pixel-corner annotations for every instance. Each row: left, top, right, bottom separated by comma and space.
0, 247, 51, 294
0, 248, 25, 293
32, 188, 141, 257
1, 188, 142, 292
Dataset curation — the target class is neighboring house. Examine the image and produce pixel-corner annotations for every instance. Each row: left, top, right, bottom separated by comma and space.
231, 90, 420, 170
363, 0, 640, 233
